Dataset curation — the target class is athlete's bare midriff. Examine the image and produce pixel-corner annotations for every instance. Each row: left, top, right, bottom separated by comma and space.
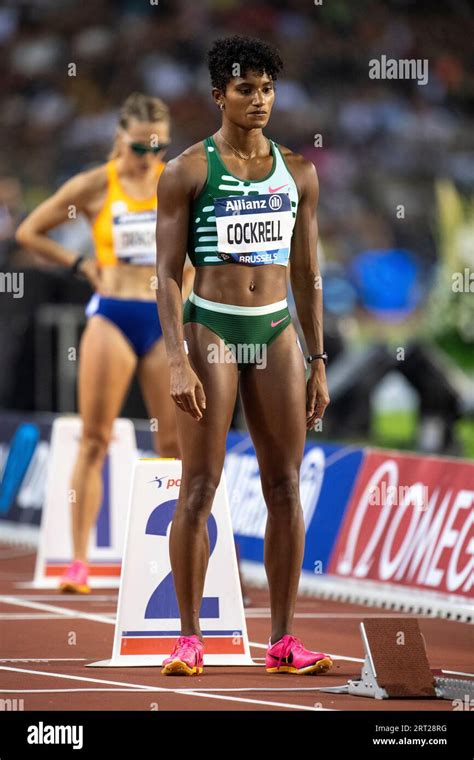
99, 263, 156, 300
193, 263, 288, 306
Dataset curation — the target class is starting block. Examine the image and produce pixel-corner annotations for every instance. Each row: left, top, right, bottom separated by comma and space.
89, 458, 256, 668
348, 619, 437, 699
32, 416, 136, 588
319, 618, 474, 702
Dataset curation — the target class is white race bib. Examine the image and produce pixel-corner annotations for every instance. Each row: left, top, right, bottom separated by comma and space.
112, 210, 156, 266
214, 193, 294, 265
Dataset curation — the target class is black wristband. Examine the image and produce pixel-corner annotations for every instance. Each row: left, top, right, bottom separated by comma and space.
306, 352, 328, 366
70, 255, 85, 278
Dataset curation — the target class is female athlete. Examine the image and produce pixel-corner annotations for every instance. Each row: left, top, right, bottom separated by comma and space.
17, 93, 192, 593
156, 37, 332, 676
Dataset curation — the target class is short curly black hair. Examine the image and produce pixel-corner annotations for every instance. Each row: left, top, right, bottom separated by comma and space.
207, 35, 283, 92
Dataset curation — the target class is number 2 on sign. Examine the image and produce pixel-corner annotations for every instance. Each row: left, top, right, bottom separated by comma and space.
144, 499, 219, 619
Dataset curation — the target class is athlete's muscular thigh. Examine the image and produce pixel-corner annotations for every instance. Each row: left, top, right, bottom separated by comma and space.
239, 324, 307, 476
78, 316, 137, 441
176, 322, 239, 484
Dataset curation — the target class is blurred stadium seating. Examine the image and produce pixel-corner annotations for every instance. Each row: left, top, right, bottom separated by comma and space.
1, 0, 473, 452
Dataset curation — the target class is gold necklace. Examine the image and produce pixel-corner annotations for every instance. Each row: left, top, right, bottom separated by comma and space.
218, 130, 268, 161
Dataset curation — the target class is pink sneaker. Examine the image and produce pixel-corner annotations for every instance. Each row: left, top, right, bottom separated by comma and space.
58, 560, 90, 594
161, 635, 204, 676
266, 634, 333, 675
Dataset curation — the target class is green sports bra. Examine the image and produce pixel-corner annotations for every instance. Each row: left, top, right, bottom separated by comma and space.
187, 135, 299, 267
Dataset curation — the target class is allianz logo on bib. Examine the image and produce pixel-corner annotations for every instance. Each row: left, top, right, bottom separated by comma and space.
27, 722, 83, 750
220, 193, 289, 215
225, 195, 283, 213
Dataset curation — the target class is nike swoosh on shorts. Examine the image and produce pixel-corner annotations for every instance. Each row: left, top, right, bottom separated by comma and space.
271, 316, 289, 328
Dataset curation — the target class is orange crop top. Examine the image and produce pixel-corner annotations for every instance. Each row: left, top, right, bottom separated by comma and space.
91, 160, 165, 267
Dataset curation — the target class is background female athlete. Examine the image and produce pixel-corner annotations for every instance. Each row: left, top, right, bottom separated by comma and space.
16, 93, 192, 593
156, 37, 332, 676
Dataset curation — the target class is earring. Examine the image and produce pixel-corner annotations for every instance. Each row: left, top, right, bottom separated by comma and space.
219, 102, 224, 110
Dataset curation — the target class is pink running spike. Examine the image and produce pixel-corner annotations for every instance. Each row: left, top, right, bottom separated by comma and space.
266, 634, 333, 675
59, 560, 90, 594
161, 635, 204, 676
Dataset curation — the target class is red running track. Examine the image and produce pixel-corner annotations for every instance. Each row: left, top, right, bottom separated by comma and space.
0, 543, 472, 712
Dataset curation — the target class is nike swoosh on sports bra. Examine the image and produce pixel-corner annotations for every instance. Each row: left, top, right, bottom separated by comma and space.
188, 135, 299, 267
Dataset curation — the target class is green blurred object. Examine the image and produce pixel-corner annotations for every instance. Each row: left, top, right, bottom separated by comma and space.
456, 419, 474, 459
435, 331, 474, 372
425, 180, 474, 350
371, 410, 418, 448
370, 371, 420, 448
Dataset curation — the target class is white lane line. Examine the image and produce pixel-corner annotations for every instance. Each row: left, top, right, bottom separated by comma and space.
4, 610, 396, 622
0, 665, 170, 690
0, 689, 151, 694
246, 608, 349, 613
0, 659, 87, 663
0, 685, 339, 694
0, 666, 334, 711
245, 611, 433, 619
0, 595, 115, 625
249, 640, 364, 663
0, 614, 116, 620
1, 594, 117, 602
165, 692, 332, 710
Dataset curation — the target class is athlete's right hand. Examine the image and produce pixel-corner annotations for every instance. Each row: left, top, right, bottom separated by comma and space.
170, 363, 207, 421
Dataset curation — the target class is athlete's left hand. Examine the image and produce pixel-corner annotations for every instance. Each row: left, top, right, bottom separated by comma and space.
306, 363, 330, 431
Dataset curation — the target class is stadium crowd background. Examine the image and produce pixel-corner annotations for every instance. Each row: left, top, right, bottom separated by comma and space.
0, 0, 473, 453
